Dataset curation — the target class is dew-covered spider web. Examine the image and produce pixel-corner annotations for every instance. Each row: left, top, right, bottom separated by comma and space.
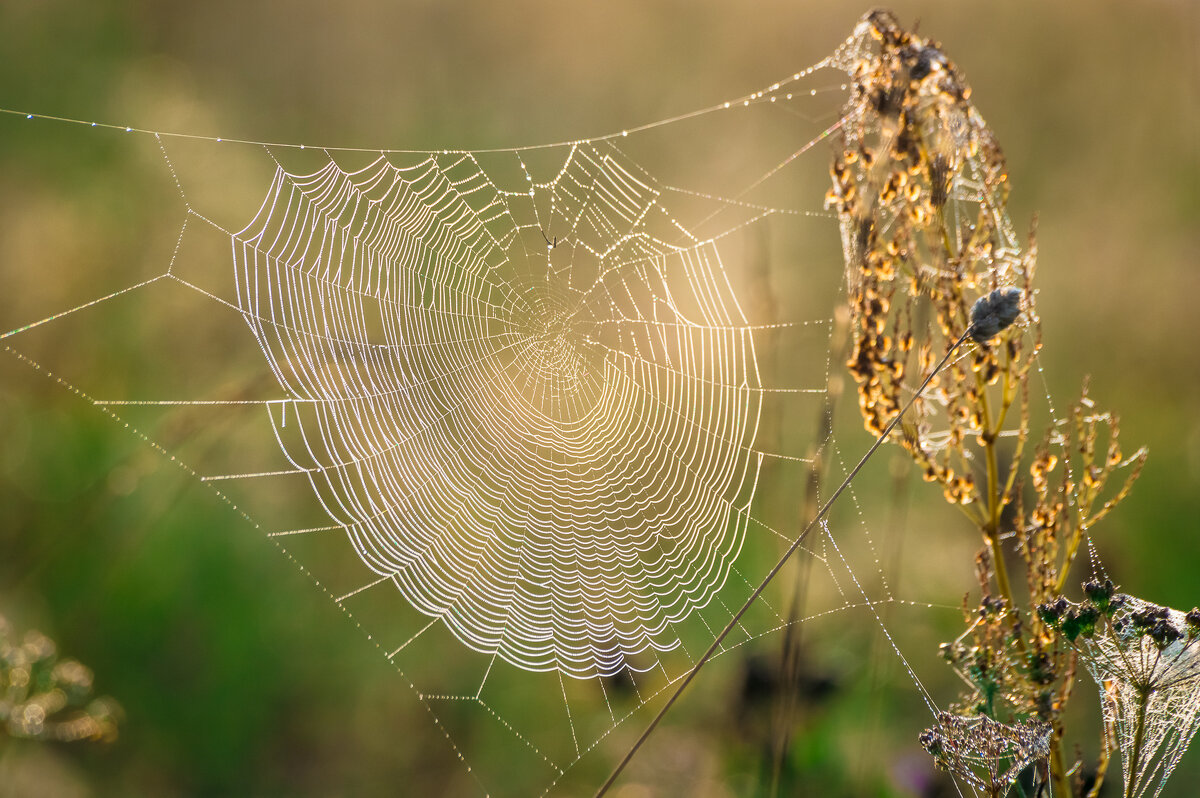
0, 14, 1084, 798
233, 144, 775, 680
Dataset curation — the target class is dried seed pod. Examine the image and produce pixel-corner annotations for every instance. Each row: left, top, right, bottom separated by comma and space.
968, 287, 1023, 343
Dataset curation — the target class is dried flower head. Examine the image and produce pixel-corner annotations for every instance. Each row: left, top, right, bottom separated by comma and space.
0, 614, 120, 743
919, 711, 1051, 796
1047, 593, 1200, 797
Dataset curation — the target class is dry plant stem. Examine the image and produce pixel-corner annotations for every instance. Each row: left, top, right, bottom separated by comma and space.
1087, 747, 1111, 798
975, 388, 1065, 798
769, 306, 847, 796
973, 350, 1077, 798
1050, 740, 1070, 798
770, 550, 813, 796
1125, 688, 1150, 798
1041, 571, 1070, 798
978, 383, 1013, 605
1055, 530, 1086, 597
1054, 459, 1090, 596
997, 373, 1028, 509
769, 558, 812, 797
856, 452, 913, 789
593, 330, 974, 798
1054, 507, 1099, 597
1085, 664, 1112, 798
769, 455, 822, 796
1053, 650, 1083, 798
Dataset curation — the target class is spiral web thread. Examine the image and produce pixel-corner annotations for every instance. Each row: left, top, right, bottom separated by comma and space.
0, 17, 1036, 797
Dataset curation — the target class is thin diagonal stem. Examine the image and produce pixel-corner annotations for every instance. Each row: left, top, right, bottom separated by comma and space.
594, 328, 974, 797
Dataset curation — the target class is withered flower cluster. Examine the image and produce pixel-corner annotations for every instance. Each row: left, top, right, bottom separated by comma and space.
830, 9, 1040, 516
919, 711, 1051, 798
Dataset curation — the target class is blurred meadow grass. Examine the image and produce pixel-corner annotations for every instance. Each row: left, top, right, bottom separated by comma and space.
0, 1, 1197, 796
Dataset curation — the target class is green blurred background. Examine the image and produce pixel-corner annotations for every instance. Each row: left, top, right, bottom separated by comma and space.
1, 1, 1197, 796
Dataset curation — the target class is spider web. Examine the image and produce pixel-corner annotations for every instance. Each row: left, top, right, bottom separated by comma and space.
233, 144, 771, 679
0, 18, 1039, 798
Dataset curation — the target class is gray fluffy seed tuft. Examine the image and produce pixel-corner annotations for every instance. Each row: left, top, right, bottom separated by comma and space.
969, 287, 1023, 343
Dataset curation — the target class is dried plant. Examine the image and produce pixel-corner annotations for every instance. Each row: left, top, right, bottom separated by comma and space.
0, 614, 120, 745
831, 10, 1169, 797
920, 711, 1052, 798
1041, 587, 1200, 797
